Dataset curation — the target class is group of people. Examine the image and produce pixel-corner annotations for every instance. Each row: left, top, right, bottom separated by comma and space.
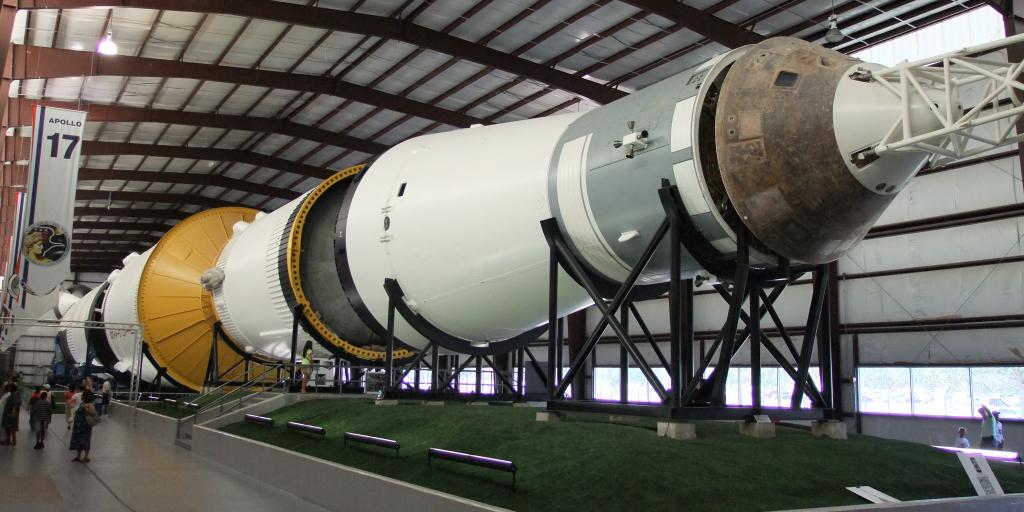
0, 375, 114, 463
956, 404, 1007, 449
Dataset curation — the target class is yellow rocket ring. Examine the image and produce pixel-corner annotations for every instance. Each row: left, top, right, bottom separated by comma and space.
136, 207, 274, 391
286, 164, 414, 361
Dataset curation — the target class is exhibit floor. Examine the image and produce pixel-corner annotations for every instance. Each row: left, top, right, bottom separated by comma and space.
0, 412, 328, 512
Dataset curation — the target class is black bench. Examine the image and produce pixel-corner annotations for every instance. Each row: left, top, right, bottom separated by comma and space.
286, 421, 326, 438
343, 432, 400, 457
243, 414, 274, 426
427, 448, 517, 491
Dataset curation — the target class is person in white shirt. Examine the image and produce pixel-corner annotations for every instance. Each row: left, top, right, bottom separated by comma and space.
66, 384, 83, 430
993, 412, 1004, 449
956, 427, 971, 448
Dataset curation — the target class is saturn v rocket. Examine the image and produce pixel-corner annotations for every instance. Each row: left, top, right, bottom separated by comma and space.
57, 37, 955, 391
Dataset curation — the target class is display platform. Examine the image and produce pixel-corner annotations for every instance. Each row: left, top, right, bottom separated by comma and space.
221, 399, 1024, 511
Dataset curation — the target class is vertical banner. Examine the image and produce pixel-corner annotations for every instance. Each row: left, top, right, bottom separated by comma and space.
15, 105, 87, 297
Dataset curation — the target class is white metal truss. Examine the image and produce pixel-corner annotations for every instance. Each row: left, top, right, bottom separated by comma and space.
868, 32, 1024, 164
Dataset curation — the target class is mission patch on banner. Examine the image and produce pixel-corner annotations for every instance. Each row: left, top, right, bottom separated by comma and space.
20, 221, 70, 266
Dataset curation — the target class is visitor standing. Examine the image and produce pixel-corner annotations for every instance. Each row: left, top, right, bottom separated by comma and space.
69, 388, 97, 463
993, 411, 1005, 449
30, 389, 52, 449
0, 385, 10, 445
300, 340, 314, 393
65, 385, 82, 430
1, 383, 22, 445
978, 405, 997, 448
956, 427, 970, 448
100, 380, 112, 416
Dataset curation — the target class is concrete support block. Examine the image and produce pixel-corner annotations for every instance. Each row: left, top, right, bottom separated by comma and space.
468, 401, 490, 406
535, 411, 564, 422
811, 420, 848, 440
656, 421, 696, 441
424, 401, 445, 406
609, 415, 642, 426
738, 421, 776, 439
375, 399, 398, 406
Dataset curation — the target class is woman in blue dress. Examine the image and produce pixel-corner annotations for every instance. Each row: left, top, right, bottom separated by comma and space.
69, 390, 96, 463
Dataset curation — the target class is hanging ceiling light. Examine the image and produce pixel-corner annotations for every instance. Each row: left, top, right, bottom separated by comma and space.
97, 31, 118, 55
825, 14, 845, 44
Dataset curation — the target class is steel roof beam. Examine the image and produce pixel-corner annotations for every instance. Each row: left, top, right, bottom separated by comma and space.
17, 0, 624, 104
74, 207, 191, 220
77, 167, 299, 199
6, 137, 332, 180
76, 189, 235, 208
73, 220, 172, 232
619, 0, 763, 47
11, 44, 483, 128
7, 99, 388, 155
71, 244, 149, 254
83, 140, 332, 180
73, 232, 161, 243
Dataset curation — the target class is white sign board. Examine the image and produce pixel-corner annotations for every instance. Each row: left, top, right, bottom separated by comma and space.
14, 106, 87, 296
956, 452, 1004, 496
753, 414, 771, 424
846, 486, 900, 504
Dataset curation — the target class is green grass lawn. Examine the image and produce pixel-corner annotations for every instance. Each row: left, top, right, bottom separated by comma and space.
221, 399, 1024, 511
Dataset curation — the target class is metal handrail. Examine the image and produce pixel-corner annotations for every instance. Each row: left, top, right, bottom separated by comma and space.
175, 363, 296, 438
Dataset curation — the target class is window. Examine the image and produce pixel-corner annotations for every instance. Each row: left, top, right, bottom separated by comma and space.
593, 367, 619, 401
858, 366, 1024, 419
970, 367, 1024, 419
858, 368, 912, 414
457, 369, 496, 395
703, 366, 821, 408
627, 367, 669, 403
851, 7, 1004, 67
912, 368, 972, 417
400, 369, 433, 391
594, 365, 821, 406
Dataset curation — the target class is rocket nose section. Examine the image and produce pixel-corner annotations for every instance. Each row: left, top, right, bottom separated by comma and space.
713, 37, 936, 264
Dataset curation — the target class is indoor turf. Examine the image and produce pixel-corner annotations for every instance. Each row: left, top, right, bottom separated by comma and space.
221, 399, 1024, 511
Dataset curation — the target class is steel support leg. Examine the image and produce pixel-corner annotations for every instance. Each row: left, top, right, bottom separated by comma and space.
750, 289, 761, 409
547, 241, 558, 399
791, 265, 829, 409
710, 230, 750, 406
385, 294, 396, 393
289, 306, 301, 392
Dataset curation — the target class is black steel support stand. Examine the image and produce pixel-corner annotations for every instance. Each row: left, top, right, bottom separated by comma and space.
290, 305, 302, 392
547, 241, 558, 399
540, 183, 836, 421
750, 289, 761, 409
204, 323, 219, 391
385, 293, 396, 392
516, 348, 525, 400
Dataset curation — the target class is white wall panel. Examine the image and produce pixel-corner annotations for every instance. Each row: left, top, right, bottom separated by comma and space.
841, 218, 1024, 275
842, 262, 1024, 323
874, 155, 1021, 227
856, 328, 1024, 365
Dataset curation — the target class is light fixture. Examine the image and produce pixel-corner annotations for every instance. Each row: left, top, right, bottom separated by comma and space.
825, 14, 844, 44
823, 0, 845, 45
97, 31, 118, 55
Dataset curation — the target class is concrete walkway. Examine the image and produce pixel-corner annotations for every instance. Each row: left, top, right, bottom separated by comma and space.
0, 411, 329, 512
